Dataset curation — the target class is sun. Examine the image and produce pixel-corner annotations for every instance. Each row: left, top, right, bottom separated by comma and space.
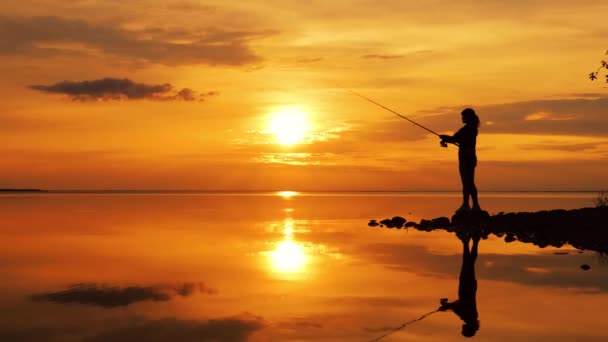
267, 106, 311, 146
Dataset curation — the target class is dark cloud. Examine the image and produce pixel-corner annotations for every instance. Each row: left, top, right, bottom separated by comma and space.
0, 15, 268, 66
29, 78, 218, 101
84, 315, 265, 342
31, 282, 216, 308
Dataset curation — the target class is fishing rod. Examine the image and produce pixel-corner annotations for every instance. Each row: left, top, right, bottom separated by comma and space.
341, 87, 440, 137
341, 87, 457, 147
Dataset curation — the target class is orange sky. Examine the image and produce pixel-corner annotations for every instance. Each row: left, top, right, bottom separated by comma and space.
1, 0, 608, 190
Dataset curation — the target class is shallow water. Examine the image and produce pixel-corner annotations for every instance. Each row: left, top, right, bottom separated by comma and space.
0, 192, 606, 341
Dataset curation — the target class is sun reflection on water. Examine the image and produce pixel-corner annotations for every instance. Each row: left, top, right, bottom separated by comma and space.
270, 239, 307, 273
276, 191, 298, 199
267, 217, 308, 275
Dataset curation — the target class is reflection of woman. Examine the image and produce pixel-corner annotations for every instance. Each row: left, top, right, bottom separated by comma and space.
439, 233, 480, 337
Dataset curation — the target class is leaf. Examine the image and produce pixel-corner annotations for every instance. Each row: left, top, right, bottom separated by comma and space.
589, 72, 597, 81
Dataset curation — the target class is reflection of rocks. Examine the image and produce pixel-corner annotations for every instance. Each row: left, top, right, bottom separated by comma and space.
451, 210, 490, 227
370, 206, 608, 253
369, 216, 407, 228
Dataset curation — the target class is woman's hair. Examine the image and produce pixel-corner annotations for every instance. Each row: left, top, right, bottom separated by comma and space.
461, 108, 480, 128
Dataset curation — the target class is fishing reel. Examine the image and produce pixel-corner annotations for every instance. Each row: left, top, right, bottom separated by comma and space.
440, 140, 448, 148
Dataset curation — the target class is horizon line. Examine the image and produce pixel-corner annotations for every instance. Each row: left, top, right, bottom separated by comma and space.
0, 189, 603, 193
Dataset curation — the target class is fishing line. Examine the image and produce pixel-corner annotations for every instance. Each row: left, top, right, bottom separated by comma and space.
368, 309, 440, 342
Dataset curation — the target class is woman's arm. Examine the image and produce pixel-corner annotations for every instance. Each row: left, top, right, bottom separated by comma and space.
439, 134, 457, 143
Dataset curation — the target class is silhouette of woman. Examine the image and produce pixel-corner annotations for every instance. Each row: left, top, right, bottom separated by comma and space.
440, 108, 481, 213
439, 232, 480, 337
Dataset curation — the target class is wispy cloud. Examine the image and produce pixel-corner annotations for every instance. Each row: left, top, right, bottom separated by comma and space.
0, 15, 269, 66
517, 141, 601, 152
362, 94, 608, 142
29, 78, 218, 102
362, 54, 404, 60
31, 282, 216, 308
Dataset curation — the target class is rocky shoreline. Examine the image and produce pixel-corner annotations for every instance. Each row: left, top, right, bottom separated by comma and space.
369, 206, 608, 253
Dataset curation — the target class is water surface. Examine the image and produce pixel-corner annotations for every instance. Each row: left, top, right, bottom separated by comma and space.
0, 192, 605, 341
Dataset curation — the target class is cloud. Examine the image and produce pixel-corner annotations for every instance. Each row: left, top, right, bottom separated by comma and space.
31, 282, 216, 308
165, 1, 216, 13
84, 314, 265, 342
295, 57, 324, 63
28, 78, 218, 101
418, 95, 608, 136
517, 142, 601, 152
362, 54, 405, 60
0, 15, 268, 66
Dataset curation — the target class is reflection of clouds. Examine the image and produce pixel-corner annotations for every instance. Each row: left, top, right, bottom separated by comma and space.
86, 314, 265, 342
359, 242, 608, 291
275, 317, 323, 329
31, 282, 216, 308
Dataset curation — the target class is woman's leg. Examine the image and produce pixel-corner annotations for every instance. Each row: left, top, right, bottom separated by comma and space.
459, 164, 471, 207
470, 166, 479, 209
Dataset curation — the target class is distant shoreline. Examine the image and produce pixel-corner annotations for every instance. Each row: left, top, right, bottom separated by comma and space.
0, 189, 47, 193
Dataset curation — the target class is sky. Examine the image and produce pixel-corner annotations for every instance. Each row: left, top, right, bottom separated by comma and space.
1, 0, 608, 191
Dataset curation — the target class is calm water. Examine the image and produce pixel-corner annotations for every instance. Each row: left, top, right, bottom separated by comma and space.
0, 192, 606, 341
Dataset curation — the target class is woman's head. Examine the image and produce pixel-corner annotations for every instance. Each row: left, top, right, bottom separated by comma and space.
461, 108, 480, 128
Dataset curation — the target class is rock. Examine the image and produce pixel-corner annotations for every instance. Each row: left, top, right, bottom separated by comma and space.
367, 206, 608, 254
380, 219, 392, 226
581, 264, 591, 271
368, 220, 379, 227
451, 210, 490, 226
390, 216, 407, 228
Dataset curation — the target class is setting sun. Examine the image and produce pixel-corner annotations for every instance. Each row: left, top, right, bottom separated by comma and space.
267, 106, 311, 146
